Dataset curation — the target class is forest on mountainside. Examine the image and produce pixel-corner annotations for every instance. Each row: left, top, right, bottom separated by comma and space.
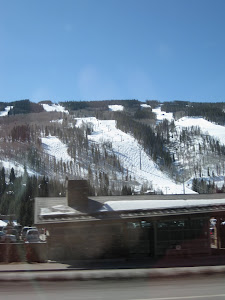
113, 112, 173, 167
0, 99, 44, 115
192, 177, 225, 194
60, 99, 140, 111
0, 99, 225, 226
0, 108, 132, 197
161, 101, 225, 125
0, 167, 66, 225
94, 100, 225, 190
2, 99, 225, 126
0, 99, 225, 200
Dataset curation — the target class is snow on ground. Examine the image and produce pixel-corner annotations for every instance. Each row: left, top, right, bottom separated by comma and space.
187, 176, 225, 189
175, 117, 225, 145
50, 119, 63, 124
108, 105, 124, 111
0, 160, 37, 176
41, 136, 72, 162
0, 160, 23, 173
140, 104, 151, 108
0, 106, 13, 117
152, 107, 174, 122
75, 117, 195, 194
153, 106, 225, 146
41, 103, 69, 114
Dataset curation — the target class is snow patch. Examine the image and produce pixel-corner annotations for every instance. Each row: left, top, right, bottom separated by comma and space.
40, 205, 77, 216
108, 105, 124, 111
0, 160, 36, 176
141, 104, 151, 108
41, 136, 72, 162
152, 107, 174, 122
101, 199, 225, 211
41, 104, 69, 114
0, 106, 13, 117
40, 198, 225, 216
175, 117, 225, 145
50, 119, 63, 124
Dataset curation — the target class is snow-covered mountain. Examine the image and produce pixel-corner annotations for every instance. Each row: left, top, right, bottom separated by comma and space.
0, 100, 225, 195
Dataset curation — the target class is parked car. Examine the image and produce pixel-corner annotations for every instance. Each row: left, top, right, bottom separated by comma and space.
0, 230, 17, 243
0, 231, 6, 242
2, 226, 20, 241
25, 229, 40, 243
3, 228, 19, 241
4, 234, 17, 243
21, 226, 37, 240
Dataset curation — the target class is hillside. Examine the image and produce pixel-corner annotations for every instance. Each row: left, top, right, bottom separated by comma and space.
0, 99, 225, 198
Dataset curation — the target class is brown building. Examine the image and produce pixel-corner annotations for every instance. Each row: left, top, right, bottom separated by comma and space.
34, 180, 225, 261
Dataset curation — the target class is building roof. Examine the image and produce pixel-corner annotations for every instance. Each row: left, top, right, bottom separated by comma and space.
35, 193, 225, 225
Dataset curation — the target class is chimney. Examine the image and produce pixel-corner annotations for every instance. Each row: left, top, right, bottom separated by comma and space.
66, 180, 89, 211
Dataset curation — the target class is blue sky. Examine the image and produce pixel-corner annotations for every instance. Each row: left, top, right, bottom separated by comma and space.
1, 0, 225, 103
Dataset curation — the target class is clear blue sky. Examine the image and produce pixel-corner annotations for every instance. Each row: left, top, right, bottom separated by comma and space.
1, 0, 225, 103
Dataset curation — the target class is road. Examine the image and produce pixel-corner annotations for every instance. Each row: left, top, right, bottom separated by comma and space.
0, 275, 225, 300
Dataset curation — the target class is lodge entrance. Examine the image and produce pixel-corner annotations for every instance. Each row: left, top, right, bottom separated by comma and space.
210, 216, 225, 250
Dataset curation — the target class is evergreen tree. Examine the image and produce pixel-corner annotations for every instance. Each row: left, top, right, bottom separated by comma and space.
0, 167, 6, 195
18, 177, 34, 226
9, 167, 16, 183
38, 176, 49, 197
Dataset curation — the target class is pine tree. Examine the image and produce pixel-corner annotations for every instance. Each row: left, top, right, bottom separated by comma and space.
0, 167, 6, 195
9, 167, 16, 183
38, 176, 49, 197
18, 177, 34, 226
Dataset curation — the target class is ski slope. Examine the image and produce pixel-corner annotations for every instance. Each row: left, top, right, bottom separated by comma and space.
41, 136, 72, 162
153, 106, 225, 146
75, 116, 195, 194
41, 103, 69, 114
0, 106, 13, 116
175, 117, 225, 145
1, 103, 224, 194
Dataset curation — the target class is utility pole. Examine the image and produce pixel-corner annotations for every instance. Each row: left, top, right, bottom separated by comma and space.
183, 177, 186, 194
140, 148, 142, 170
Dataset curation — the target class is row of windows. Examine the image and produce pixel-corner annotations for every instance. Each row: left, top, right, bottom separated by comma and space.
52, 218, 208, 239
